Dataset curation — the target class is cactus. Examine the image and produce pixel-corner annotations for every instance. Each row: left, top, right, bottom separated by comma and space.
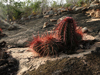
29, 17, 83, 56
54, 17, 83, 53
0, 28, 2, 34
29, 33, 63, 57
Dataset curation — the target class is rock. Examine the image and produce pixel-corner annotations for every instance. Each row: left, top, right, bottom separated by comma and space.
75, 7, 83, 12
21, 17, 24, 21
57, 10, 61, 15
43, 22, 48, 28
36, 14, 43, 18
61, 8, 68, 12
86, 8, 100, 18
88, 29, 93, 33
82, 27, 88, 33
44, 15, 51, 18
16, 38, 28, 47
50, 19, 57, 22
44, 9, 54, 16
96, 47, 100, 53
91, 46, 100, 54
54, 14, 58, 16
52, 70, 61, 75
89, 9, 95, 17
72, 6, 77, 10
57, 16, 67, 24
83, 34, 95, 40
95, 32, 100, 41
91, 0, 99, 4
7, 48, 39, 75
10, 22, 14, 25
89, 1, 100, 9
95, 9, 100, 17
49, 10, 54, 15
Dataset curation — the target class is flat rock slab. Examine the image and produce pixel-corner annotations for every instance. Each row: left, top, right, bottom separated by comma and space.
6, 42, 100, 75
87, 18, 100, 22
83, 34, 95, 40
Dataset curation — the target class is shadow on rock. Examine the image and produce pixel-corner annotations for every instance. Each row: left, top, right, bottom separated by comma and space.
0, 52, 19, 75
0, 41, 19, 75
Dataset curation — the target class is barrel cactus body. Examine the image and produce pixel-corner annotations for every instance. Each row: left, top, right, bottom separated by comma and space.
29, 33, 62, 57
54, 17, 83, 53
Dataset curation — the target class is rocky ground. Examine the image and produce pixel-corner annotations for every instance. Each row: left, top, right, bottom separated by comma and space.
25, 49, 100, 75
0, 12, 99, 47
1, 5, 100, 75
